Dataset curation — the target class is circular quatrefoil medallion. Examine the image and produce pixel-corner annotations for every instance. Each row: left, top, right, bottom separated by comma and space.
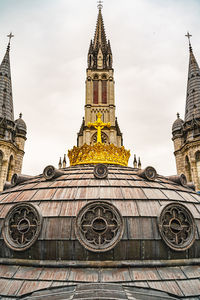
75, 201, 124, 252
94, 164, 108, 179
158, 203, 196, 251
3, 203, 42, 251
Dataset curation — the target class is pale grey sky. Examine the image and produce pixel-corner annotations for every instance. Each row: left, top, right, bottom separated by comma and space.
0, 0, 200, 176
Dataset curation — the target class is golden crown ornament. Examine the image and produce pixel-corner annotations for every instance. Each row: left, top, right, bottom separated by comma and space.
68, 113, 130, 167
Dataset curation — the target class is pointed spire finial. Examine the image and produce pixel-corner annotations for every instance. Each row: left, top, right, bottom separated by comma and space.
63, 154, 66, 168
138, 157, 141, 170
133, 154, 137, 168
185, 32, 192, 52
19, 113, 22, 119
97, 0, 103, 10
58, 157, 62, 169
177, 112, 180, 119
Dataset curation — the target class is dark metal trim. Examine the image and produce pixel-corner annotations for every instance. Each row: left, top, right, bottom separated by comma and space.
1, 258, 200, 268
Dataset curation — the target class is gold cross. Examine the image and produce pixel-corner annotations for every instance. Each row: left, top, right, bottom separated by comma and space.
7, 32, 14, 43
88, 113, 110, 144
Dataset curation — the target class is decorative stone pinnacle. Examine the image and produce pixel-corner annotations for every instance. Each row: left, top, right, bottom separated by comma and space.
177, 112, 180, 119
19, 113, 22, 118
88, 113, 110, 143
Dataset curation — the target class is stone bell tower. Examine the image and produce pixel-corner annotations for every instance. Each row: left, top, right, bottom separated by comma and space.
0, 34, 27, 190
77, 4, 123, 147
172, 33, 200, 190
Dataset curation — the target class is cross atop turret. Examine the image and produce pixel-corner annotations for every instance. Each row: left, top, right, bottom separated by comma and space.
185, 32, 192, 52
7, 32, 14, 44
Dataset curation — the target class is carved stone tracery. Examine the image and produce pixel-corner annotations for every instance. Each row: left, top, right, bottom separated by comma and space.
158, 203, 196, 251
92, 132, 108, 145
3, 203, 42, 251
75, 201, 123, 252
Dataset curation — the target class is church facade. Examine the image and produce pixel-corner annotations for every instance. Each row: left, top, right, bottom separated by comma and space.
0, 36, 27, 191
172, 35, 200, 191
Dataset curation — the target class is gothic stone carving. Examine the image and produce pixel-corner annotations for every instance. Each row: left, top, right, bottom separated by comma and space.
158, 203, 196, 251
2, 202, 42, 251
75, 201, 124, 252
92, 132, 108, 145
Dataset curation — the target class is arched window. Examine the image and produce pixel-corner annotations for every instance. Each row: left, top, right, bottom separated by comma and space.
102, 80, 107, 104
7, 155, 13, 182
0, 151, 3, 177
185, 156, 192, 182
93, 81, 98, 104
89, 55, 92, 67
91, 132, 108, 145
195, 152, 200, 184
109, 55, 112, 67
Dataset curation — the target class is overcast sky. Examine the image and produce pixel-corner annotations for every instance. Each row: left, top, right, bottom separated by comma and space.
0, 0, 200, 176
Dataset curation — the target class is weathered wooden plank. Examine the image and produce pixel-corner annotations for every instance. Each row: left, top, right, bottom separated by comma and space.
101, 268, 131, 282
14, 266, 42, 280
177, 279, 200, 297
32, 188, 56, 201
53, 188, 77, 200
148, 280, 184, 297
157, 267, 186, 280
68, 268, 99, 282
142, 188, 167, 200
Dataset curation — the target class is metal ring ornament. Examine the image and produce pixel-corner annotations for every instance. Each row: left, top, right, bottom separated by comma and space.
2, 203, 42, 251
179, 173, 187, 187
94, 164, 108, 179
75, 201, 124, 252
144, 166, 157, 180
158, 203, 196, 251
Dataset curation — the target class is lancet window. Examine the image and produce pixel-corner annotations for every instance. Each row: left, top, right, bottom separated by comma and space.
93, 80, 98, 104
7, 155, 13, 181
102, 80, 107, 104
185, 155, 192, 182
195, 151, 200, 187
0, 151, 3, 178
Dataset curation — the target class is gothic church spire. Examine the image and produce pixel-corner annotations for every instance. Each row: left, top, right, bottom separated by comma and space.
93, 6, 107, 50
185, 33, 200, 122
88, 5, 112, 70
0, 35, 14, 122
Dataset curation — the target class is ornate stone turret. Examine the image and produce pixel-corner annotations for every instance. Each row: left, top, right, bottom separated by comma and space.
172, 33, 200, 190
0, 34, 27, 190
77, 4, 122, 147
